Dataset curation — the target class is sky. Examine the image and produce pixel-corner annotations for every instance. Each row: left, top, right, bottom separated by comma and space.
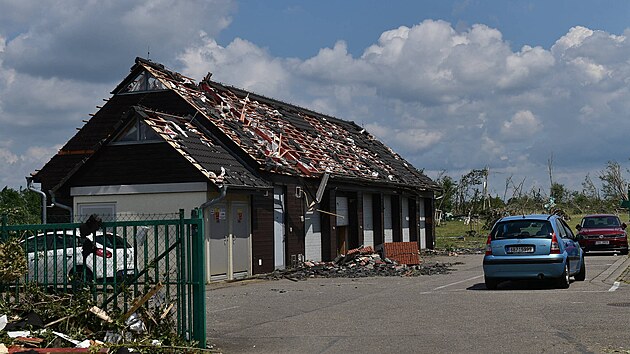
2, 0, 630, 199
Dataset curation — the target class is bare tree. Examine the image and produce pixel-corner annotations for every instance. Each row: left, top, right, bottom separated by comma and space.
599, 160, 628, 202
547, 153, 554, 198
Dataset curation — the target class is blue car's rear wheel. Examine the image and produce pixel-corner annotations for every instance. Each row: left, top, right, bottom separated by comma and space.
556, 262, 570, 289
485, 276, 499, 290
575, 256, 586, 281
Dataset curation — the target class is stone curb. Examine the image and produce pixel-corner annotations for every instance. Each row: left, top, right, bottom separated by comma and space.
590, 254, 630, 286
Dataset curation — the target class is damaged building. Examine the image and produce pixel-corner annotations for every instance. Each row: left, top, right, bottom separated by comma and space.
32, 57, 440, 281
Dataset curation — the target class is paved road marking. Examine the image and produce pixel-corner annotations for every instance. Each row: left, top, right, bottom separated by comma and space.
209, 305, 240, 313
433, 274, 483, 291
608, 281, 621, 292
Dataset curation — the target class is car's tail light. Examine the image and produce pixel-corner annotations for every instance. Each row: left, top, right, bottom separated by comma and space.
485, 234, 493, 256
550, 233, 561, 254
95, 248, 112, 258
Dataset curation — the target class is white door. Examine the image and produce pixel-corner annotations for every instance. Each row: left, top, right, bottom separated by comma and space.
362, 194, 374, 248
402, 197, 410, 242
273, 187, 285, 270
232, 203, 250, 277
207, 204, 229, 280
419, 199, 427, 249
383, 195, 393, 243
304, 210, 322, 261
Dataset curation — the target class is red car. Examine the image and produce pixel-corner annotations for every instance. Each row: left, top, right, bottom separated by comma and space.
576, 214, 628, 255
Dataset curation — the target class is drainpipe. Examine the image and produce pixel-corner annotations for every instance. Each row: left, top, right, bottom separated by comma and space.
26, 177, 46, 224
49, 190, 73, 222
199, 184, 228, 210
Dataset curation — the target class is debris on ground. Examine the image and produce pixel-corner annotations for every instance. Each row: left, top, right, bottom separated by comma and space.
421, 248, 484, 256
254, 246, 461, 281
0, 284, 216, 353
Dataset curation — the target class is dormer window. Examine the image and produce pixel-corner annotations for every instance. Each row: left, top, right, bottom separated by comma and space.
112, 118, 161, 144
118, 70, 166, 93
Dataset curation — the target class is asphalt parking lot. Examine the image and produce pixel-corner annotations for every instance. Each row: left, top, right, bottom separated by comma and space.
206, 253, 630, 354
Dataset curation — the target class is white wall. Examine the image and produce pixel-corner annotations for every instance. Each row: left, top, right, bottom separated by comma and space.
71, 182, 210, 217
74, 192, 207, 217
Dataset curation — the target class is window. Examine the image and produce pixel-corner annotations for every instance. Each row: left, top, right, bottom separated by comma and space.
492, 220, 553, 239
118, 70, 166, 93
112, 119, 161, 144
77, 203, 116, 222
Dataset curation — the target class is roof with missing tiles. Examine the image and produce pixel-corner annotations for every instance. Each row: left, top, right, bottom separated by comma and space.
126, 58, 438, 191
137, 108, 269, 189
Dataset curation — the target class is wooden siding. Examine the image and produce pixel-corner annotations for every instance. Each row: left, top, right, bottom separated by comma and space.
285, 183, 305, 263
252, 193, 274, 274
68, 143, 206, 187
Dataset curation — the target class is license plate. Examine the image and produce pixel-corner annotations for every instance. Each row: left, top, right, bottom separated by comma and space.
507, 246, 534, 253
595, 240, 609, 245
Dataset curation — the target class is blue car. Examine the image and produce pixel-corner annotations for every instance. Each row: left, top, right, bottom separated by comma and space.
483, 214, 585, 289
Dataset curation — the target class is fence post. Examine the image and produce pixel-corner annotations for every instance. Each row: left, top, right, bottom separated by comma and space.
191, 208, 207, 347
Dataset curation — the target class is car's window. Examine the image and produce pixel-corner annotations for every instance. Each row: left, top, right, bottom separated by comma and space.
94, 234, 131, 249
581, 216, 621, 228
54, 235, 79, 249
560, 220, 575, 239
492, 220, 553, 239
555, 220, 568, 239
24, 234, 56, 252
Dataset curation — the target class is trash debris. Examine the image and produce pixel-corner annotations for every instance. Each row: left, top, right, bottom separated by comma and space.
254, 246, 460, 281
126, 312, 147, 334
0, 284, 207, 353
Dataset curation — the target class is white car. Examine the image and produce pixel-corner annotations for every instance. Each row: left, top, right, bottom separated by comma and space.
23, 230, 135, 288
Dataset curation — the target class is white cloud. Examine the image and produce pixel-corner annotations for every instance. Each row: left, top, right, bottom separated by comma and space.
173, 19, 630, 191
178, 34, 290, 97
3, 5, 630, 194
500, 110, 542, 140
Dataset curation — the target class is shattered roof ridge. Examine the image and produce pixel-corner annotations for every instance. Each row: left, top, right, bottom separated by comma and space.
203, 80, 364, 131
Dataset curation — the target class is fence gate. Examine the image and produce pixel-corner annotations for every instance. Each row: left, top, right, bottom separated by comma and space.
0, 209, 206, 347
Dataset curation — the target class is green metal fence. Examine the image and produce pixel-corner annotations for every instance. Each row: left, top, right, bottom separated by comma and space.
0, 209, 206, 347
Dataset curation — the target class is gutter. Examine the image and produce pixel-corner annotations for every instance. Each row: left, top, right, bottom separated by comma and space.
49, 190, 74, 222
26, 177, 47, 224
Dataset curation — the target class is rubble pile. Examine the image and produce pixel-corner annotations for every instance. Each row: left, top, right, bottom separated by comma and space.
260, 246, 460, 281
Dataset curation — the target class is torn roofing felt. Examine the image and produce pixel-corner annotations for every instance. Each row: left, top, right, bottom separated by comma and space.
128, 58, 439, 191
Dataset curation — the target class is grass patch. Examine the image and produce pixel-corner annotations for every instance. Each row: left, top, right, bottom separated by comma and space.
435, 219, 487, 250
434, 213, 598, 251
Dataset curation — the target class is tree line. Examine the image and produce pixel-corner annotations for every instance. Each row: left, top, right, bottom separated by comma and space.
435, 161, 630, 219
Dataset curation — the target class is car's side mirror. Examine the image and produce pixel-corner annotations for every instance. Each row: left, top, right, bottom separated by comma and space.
622, 223, 627, 230
576, 224, 582, 231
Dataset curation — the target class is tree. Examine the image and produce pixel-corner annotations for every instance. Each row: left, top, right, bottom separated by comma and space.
0, 187, 41, 225
599, 161, 628, 203
435, 171, 457, 213
550, 182, 568, 205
